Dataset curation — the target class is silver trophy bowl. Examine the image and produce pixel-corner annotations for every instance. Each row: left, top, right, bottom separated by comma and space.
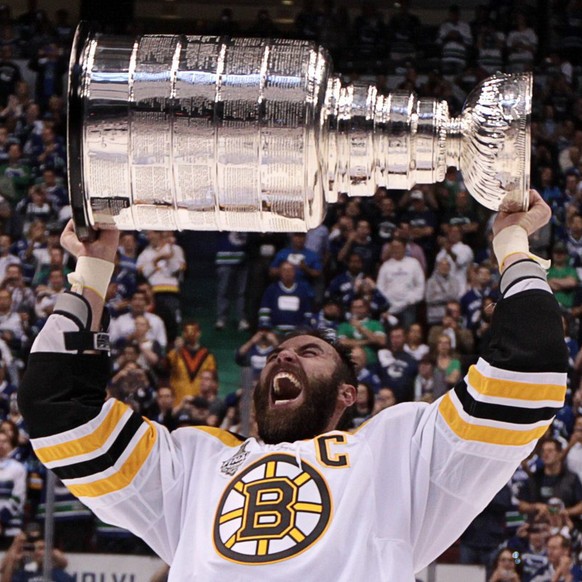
67, 25, 532, 239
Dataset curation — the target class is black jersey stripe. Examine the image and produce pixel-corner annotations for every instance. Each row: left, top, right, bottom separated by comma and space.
51, 412, 145, 481
454, 381, 559, 425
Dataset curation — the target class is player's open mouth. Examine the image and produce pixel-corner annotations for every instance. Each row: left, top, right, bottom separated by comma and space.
271, 371, 303, 406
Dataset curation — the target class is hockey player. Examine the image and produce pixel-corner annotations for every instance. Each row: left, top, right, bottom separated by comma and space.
18, 190, 567, 581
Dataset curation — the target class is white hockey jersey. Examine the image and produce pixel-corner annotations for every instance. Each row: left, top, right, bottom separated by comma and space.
19, 260, 568, 581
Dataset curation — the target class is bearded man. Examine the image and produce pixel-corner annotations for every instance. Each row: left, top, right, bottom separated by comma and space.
18, 191, 567, 581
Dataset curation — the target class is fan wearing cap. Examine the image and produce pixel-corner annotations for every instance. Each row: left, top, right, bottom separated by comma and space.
17, 191, 568, 581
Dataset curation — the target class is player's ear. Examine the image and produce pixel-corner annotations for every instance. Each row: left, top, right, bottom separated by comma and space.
338, 383, 356, 408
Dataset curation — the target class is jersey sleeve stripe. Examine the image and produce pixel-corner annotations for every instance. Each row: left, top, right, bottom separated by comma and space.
454, 381, 560, 425
65, 420, 157, 498
468, 362, 566, 402
33, 400, 131, 464
48, 413, 145, 480
439, 392, 551, 446
465, 381, 565, 409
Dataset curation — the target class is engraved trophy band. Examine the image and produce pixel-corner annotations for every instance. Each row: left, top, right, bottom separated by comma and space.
68, 24, 532, 239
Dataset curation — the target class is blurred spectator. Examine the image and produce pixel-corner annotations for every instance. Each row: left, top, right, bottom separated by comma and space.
0, 143, 31, 204
147, 385, 178, 432
313, 297, 344, 331
235, 326, 279, 384
270, 232, 322, 289
0, 288, 23, 352
461, 263, 498, 333
377, 326, 418, 402
350, 345, 382, 394
404, 323, 429, 361
116, 315, 163, 375
369, 194, 400, 248
33, 266, 66, 320
387, 0, 420, 64
136, 231, 185, 344
2, 263, 34, 316
0, 46, 20, 109
564, 416, 582, 484
413, 355, 446, 403
198, 370, 226, 427
529, 533, 581, 582
350, 1, 386, 68
518, 439, 582, 524
504, 518, 549, 582
166, 321, 217, 406
437, 5, 472, 75
109, 360, 155, 416
435, 224, 474, 297
351, 382, 375, 428
0, 531, 73, 581
372, 386, 397, 415
428, 299, 475, 356
29, 125, 65, 176
336, 219, 379, 276
487, 547, 521, 582
27, 43, 67, 113
109, 291, 167, 352
425, 257, 461, 326
376, 238, 425, 329
31, 245, 69, 288
476, 18, 505, 73
337, 297, 386, 365
432, 333, 462, 390
0, 430, 25, 549
505, 12, 538, 72
548, 241, 578, 310
214, 232, 249, 332
115, 231, 138, 301
259, 261, 313, 334
0, 234, 18, 284
460, 484, 513, 569
398, 189, 438, 266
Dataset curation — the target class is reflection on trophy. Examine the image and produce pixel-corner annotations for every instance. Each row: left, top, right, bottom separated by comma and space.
68, 25, 532, 239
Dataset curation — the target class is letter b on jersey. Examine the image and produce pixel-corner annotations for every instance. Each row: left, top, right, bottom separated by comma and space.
214, 454, 331, 564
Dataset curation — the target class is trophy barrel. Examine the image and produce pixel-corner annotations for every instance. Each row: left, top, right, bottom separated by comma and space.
68, 26, 332, 238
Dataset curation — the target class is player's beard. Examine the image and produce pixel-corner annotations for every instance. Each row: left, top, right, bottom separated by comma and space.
254, 369, 341, 444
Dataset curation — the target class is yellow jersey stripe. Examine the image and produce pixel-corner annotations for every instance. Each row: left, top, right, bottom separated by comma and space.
35, 401, 128, 464
68, 421, 157, 498
468, 367, 566, 402
439, 393, 549, 446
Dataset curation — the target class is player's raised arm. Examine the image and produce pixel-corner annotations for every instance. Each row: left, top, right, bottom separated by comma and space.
408, 190, 568, 568
17, 222, 185, 563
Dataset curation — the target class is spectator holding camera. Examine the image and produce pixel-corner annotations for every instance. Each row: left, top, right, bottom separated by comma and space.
518, 439, 582, 526
0, 530, 72, 582
235, 324, 279, 384
488, 548, 521, 582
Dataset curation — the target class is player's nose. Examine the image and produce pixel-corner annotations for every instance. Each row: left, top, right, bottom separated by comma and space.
276, 348, 298, 364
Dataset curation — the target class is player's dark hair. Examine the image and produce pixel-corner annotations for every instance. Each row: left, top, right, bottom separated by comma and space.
282, 328, 358, 388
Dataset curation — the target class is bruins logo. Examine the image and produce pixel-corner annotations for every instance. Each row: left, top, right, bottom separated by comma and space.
213, 453, 332, 564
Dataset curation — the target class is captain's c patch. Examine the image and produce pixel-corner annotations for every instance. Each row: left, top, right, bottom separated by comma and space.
213, 453, 332, 564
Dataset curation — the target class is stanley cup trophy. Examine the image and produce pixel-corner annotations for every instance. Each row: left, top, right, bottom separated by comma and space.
67, 25, 532, 239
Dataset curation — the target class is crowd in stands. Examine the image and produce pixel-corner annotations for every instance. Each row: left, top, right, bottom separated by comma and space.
0, 0, 579, 579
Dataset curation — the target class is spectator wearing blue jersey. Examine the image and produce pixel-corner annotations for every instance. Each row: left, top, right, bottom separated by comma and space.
461, 263, 498, 333
270, 233, 322, 289
259, 261, 314, 334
